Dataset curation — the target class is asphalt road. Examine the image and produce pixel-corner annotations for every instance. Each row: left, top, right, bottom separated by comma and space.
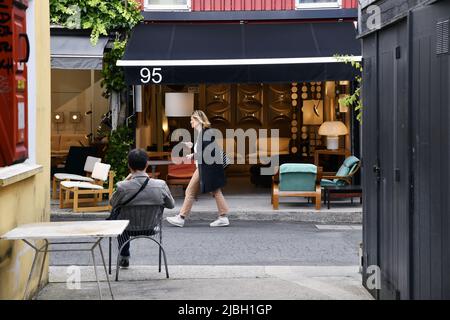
49, 220, 362, 267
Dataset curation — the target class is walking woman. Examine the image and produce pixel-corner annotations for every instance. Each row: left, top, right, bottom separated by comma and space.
166, 110, 230, 227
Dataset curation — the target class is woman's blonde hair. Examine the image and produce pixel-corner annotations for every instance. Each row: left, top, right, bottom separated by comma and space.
191, 110, 211, 128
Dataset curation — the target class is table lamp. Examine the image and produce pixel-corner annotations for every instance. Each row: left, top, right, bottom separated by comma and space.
318, 121, 348, 150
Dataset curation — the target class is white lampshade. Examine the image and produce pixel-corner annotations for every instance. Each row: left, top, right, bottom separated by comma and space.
318, 121, 348, 136
318, 121, 348, 150
165, 93, 194, 117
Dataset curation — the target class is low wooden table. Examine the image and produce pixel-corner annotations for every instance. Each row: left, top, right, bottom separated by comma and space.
323, 185, 362, 209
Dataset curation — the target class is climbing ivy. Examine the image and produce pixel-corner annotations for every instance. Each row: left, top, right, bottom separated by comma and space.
334, 54, 363, 123
101, 39, 127, 98
104, 126, 134, 185
49, 0, 142, 97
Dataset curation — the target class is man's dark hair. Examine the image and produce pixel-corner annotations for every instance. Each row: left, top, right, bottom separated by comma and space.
128, 149, 148, 171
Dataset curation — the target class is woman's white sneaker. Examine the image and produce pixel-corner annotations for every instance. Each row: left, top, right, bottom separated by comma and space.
166, 215, 185, 227
210, 216, 229, 227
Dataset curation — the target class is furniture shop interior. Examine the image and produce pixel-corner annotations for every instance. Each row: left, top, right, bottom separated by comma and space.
136, 81, 360, 195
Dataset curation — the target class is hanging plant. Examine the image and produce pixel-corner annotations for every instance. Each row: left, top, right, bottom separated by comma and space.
334, 54, 363, 123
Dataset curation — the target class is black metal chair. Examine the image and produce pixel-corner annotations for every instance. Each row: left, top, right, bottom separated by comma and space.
109, 205, 169, 281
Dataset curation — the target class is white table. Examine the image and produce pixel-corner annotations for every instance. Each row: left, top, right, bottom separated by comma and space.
0, 220, 129, 300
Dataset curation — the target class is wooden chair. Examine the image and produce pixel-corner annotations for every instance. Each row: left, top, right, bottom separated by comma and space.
52, 156, 101, 199
272, 164, 322, 210
320, 156, 361, 187
59, 162, 115, 212
166, 158, 196, 193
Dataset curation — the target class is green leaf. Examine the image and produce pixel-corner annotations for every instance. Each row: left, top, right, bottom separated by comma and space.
331, 53, 364, 123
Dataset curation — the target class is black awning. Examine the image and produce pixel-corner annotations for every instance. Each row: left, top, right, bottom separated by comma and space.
118, 22, 361, 85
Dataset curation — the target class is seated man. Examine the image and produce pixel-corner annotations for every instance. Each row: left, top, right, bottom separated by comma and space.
110, 149, 175, 268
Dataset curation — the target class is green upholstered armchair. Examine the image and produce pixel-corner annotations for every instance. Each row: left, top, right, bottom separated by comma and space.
320, 156, 361, 187
272, 163, 322, 210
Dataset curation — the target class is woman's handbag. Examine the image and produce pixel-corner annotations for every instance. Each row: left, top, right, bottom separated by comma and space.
106, 177, 149, 220
221, 150, 231, 169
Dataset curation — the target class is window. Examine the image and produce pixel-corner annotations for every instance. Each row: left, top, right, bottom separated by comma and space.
296, 0, 341, 9
145, 0, 191, 11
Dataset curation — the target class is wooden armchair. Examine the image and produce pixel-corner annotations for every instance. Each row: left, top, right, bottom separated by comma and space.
59, 162, 115, 212
52, 156, 101, 199
320, 156, 361, 187
166, 158, 196, 192
272, 164, 322, 210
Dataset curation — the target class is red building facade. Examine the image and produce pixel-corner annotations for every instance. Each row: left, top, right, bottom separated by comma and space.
137, 0, 357, 11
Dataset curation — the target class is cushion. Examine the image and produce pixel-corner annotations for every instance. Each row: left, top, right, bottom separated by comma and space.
54, 173, 94, 182
279, 164, 317, 191
84, 156, 101, 172
168, 163, 196, 179
333, 156, 360, 184
91, 162, 111, 181
320, 179, 337, 187
280, 163, 317, 175
343, 155, 360, 168
60, 146, 97, 176
60, 181, 104, 189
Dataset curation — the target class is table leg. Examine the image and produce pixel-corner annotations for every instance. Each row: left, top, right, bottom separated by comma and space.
97, 240, 114, 300
52, 177, 57, 200
22, 240, 48, 300
327, 192, 331, 210
109, 237, 112, 275
35, 240, 49, 300
159, 227, 162, 273
23, 242, 40, 300
90, 241, 103, 300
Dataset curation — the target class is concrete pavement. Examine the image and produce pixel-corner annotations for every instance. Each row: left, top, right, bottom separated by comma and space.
44, 179, 368, 301
49, 221, 362, 266
51, 195, 362, 224
51, 176, 362, 224
36, 221, 371, 300
38, 265, 373, 300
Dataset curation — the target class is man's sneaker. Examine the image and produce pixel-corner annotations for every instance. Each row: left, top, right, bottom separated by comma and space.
119, 256, 129, 268
210, 216, 230, 227
166, 215, 185, 227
